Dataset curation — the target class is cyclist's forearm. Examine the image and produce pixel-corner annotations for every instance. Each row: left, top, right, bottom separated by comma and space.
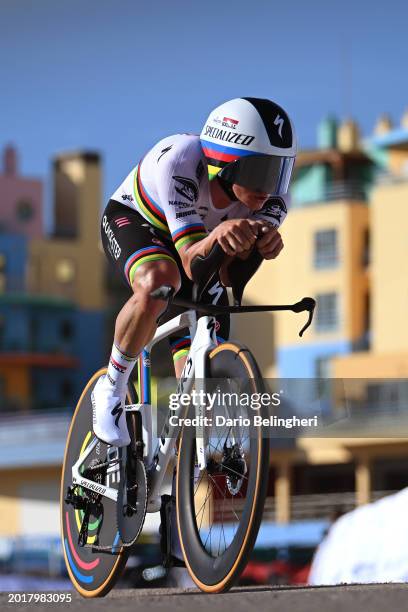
179, 231, 219, 280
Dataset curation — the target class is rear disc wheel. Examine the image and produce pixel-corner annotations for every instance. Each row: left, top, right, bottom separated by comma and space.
60, 368, 138, 597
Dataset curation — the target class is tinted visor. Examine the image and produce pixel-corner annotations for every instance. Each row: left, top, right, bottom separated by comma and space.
219, 155, 295, 196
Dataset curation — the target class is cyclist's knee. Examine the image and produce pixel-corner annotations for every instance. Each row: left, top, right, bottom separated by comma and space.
130, 260, 181, 312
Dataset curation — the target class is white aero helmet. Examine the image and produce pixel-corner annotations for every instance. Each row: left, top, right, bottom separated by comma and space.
200, 97, 297, 195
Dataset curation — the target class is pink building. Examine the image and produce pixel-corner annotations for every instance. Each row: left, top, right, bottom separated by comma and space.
0, 145, 43, 238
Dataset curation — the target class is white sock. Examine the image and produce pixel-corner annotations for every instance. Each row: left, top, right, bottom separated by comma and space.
105, 344, 138, 399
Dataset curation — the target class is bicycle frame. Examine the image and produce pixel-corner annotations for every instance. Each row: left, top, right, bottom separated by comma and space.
72, 308, 218, 513
129, 309, 219, 512
71, 291, 315, 513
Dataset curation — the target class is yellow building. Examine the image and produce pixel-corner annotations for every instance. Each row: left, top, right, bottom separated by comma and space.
235, 115, 408, 522
334, 117, 408, 376
0, 153, 110, 542
29, 152, 106, 310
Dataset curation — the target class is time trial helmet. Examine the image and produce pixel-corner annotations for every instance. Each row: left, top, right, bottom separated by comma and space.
200, 97, 297, 195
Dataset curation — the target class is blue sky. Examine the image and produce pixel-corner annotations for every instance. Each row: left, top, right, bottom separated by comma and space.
1, 0, 407, 229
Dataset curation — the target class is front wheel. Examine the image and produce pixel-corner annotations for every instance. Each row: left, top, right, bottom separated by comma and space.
176, 342, 270, 593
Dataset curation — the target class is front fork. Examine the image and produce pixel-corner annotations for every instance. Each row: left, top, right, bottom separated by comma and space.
193, 316, 218, 470
146, 315, 218, 510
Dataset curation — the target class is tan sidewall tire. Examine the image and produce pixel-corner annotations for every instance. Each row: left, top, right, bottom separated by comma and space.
60, 368, 129, 598
176, 343, 267, 593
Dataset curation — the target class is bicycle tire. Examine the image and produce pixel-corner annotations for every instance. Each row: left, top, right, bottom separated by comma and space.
60, 368, 138, 597
176, 342, 269, 592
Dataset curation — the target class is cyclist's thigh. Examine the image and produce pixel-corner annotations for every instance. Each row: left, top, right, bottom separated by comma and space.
100, 199, 180, 290
168, 271, 230, 368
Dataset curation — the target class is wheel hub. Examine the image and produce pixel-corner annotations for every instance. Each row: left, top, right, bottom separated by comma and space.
206, 444, 247, 495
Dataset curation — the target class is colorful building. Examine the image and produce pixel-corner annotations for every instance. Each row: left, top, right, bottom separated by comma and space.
239, 117, 374, 380
0, 147, 111, 543
2, 106, 408, 545
28, 151, 107, 393
0, 146, 43, 239
0, 147, 110, 414
0, 294, 78, 411
235, 112, 408, 522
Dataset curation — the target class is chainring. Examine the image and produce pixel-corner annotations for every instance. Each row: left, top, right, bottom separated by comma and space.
116, 457, 147, 546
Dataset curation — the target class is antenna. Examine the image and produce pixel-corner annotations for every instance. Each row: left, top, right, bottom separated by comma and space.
341, 39, 352, 119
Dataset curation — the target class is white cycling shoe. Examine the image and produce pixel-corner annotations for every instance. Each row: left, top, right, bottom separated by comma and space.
91, 376, 130, 447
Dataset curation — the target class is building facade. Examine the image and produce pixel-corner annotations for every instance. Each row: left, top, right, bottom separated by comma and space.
2, 108, 408, 545
0, 146, 43, 239
0, 147, 110, 543
235, 113, 408, 522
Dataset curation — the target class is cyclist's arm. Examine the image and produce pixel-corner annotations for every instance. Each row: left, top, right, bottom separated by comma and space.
251, 195, 289, 229
179, 218, 262, 280
155, 139, 209, 276
155, 139, 259, 280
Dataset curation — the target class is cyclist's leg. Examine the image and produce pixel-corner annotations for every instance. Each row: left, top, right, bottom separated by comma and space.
115, 257, 180, 354
96, 200, 181, 446
102, 200, 181, 348
168, 271, 231, 378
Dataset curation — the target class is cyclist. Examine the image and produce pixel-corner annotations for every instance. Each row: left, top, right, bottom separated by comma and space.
94, 97, 297, 447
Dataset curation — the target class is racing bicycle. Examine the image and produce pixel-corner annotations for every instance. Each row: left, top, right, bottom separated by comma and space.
60, 244, 315, 596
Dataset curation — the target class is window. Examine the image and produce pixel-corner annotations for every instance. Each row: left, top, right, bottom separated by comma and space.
315, 356, 332, 379
29, 316, 39, 352
60, 379, 74, 403
0, 254, 6, 292
60, 319, 74, 341
315, 293, 339, 332
16, 199, 34, 222
315, 356, 333, 397
366, 382, 407, 412
0, 374, 5, 406
362, 229, 370, 267
314, 229, 338, 268
0, 315, 4, 349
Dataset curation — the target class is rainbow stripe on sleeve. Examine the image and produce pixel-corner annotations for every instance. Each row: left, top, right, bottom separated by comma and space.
132, 162, 206, 252
172, 224, 207, 253
133, 165, 170, 234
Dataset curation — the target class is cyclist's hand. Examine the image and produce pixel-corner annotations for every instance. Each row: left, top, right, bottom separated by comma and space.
256, 225, 284, 259
214, 219, 262, 256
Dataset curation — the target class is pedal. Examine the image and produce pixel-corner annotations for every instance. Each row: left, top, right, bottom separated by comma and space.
142, 565, 168, 582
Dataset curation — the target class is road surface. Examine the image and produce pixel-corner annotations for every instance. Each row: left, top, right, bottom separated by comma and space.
2, 583, 408, 612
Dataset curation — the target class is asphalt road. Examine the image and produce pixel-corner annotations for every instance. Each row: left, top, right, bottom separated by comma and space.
2, 584, 408, 612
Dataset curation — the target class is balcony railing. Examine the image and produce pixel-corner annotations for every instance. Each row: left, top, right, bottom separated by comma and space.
214, 491, 397, 523
375, 170, 408, 186
292, 180, 369, 206
0, 411, 71, 467
325, 180, 368, 201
